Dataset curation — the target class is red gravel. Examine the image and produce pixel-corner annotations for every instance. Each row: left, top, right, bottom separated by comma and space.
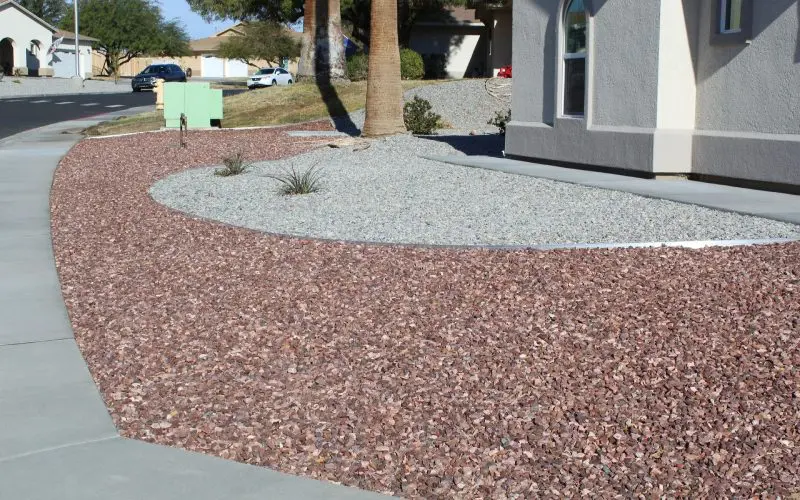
51, 126, 800, 498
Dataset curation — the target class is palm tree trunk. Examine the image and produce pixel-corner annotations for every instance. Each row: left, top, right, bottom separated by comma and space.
313, 0, 347, 81
326, 0, 347, 80
298, 0, 316, 79
362, 0, 405, 137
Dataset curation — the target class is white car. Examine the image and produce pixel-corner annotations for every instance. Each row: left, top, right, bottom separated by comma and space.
248, 68, 293, 89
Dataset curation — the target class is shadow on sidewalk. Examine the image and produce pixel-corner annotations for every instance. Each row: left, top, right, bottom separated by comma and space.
417, 133, 505, 157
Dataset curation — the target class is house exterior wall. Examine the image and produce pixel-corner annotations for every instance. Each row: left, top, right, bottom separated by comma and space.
0, 4, 52, 75
51, 40, 92, 78
409, 25, 486, 78
692, 0, 800, 186
507, 0, 800, 188
489, 10, 513, 76
506, 0, 659, 173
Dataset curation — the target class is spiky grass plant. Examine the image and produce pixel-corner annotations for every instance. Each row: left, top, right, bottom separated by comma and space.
215, 151, 250, 177
264, 164, 324, 195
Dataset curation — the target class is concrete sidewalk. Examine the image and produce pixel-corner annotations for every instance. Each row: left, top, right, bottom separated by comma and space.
425, 154, 800, 225
0, 112, 386, 499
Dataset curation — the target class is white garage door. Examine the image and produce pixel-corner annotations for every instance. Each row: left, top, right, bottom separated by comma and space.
225, 59, 248, 77
51, 48, 76, 78
201, 55, 224, 78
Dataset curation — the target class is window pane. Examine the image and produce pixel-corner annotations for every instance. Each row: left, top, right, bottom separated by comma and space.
723, 0, 742, 32
564, 58, 585, 115
565, 0, 587, 54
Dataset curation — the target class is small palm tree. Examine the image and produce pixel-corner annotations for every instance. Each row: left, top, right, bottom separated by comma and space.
362, 0, 405, 137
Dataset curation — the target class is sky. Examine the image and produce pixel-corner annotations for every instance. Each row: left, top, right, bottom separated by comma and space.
156, 0, 226, 40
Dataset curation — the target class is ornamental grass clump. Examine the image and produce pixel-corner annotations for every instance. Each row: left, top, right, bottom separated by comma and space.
265, 164, 324, 195
215, 151, 250, 177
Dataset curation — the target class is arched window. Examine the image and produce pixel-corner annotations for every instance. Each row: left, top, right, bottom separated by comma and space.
563, 0, 587, 116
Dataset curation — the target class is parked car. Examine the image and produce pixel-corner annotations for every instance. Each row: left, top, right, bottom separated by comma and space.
497, 65, 512, 78
132, 64, 187, 92
248, 68, 293, 89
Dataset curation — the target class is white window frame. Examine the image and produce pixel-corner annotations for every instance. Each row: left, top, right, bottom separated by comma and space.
720, 0, 742, 34
561, 0, 587, 118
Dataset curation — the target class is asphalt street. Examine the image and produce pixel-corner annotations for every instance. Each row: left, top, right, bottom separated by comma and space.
0, 89, 245, 140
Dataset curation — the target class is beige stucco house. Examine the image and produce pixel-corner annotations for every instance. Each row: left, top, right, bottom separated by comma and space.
506, 0, 800, 192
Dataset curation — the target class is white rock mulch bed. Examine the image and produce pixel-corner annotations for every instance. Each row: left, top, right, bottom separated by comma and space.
150, 134, 800, 247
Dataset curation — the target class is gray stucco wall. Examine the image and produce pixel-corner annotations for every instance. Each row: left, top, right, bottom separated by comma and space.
511, 0, 558, 125
693, 0, 800, 187
507, 0, 800, 187
695, 0, 800, 134
507, 0, 660, 173
591, 0, 660, 128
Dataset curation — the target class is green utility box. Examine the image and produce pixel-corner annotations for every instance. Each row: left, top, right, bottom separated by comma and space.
163, 82, 223, 129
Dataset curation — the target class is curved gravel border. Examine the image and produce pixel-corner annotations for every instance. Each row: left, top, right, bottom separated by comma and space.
150, 134, 800, 247
52, 126, 800, 498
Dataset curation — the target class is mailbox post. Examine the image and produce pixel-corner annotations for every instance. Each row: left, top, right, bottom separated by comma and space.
154, 79, 165, 111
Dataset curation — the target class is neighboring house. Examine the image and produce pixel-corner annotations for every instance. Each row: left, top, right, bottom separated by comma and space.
475, 1, 512, 77
0, 0, 52, 76
507, 0, 800, 191
409, 6, 487, 78
408, 5, 512, 79
0, 0, 95, 78
109, 23, 301, 78
51, 29, 96, 78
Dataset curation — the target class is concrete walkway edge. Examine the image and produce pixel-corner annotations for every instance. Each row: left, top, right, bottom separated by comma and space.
0, 109, 387, 499
424, 154, 800, 225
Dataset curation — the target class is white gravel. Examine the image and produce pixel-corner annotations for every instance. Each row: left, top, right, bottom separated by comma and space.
338, 79, 510, 134
0, 77, 131, 98
150, 134, 800, 246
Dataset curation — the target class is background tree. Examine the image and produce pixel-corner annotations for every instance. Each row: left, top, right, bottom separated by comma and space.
186, 0, 345, 81
342, 0, 467, 48
362, 0, 404, 136
185, 0, 301, 23
18, 0, 67, 25
218, 21, 300, 69
61, 0, 191, 76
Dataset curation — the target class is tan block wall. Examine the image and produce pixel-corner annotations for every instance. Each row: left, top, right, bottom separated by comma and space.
91, 53, 299, 78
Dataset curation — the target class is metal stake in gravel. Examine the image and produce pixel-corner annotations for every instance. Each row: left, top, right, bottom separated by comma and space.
179, 113, 187, 148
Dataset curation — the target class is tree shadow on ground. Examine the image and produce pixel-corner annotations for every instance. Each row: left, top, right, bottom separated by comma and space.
417, 134, 505, 157
314, 2, 360, 136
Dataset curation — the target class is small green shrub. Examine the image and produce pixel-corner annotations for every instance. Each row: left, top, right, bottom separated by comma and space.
403, 96, 441, 135
215, 151, 249, 177
488, 109, 511, 135
400, 48, 424, 80
421, 54, 447, 79
265, 164, 324, 195
348, 49, 424, 81
346, 53, 369, 81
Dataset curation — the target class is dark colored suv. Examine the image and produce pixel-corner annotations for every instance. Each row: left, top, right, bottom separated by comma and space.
132, 64, 187, 92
